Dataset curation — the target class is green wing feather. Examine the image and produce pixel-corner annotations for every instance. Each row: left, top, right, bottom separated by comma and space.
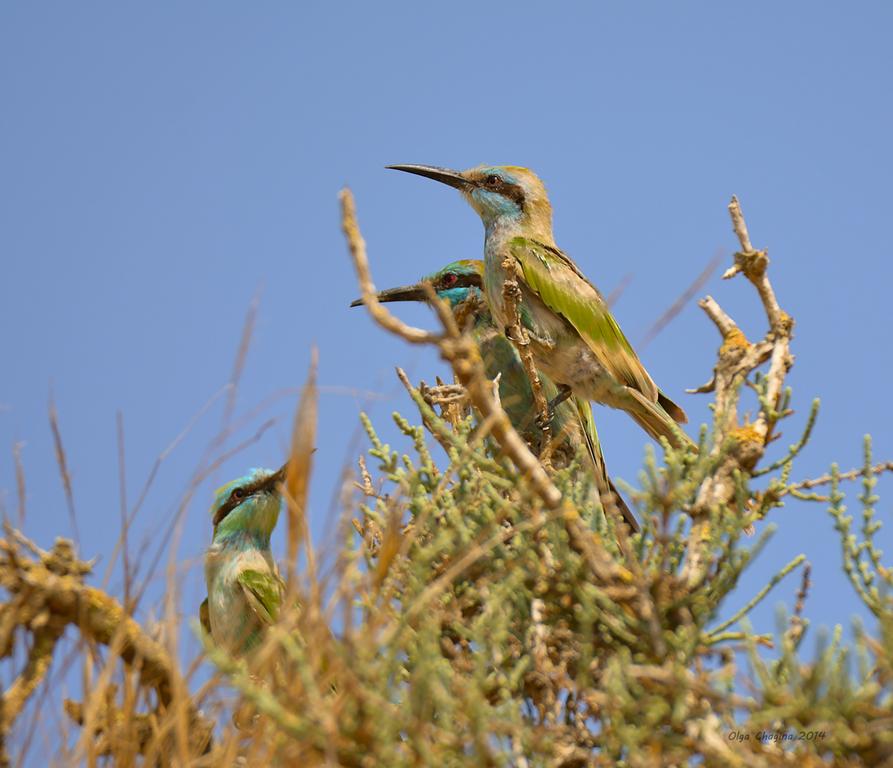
573, 397, 639, 531
509, 237, 657, 401
237, 569, 283, 626
573, 396, 609, 497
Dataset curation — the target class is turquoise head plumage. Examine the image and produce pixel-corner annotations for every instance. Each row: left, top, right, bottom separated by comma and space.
202, 464, 287, 653
385, 165, 554, 241
350, 259, 488, 321
210, 466, 286, 546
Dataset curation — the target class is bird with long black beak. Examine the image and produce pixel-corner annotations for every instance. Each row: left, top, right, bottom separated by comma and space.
386, 164, 693, 452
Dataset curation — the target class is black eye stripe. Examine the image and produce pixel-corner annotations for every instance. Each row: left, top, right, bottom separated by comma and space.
481, 175, 525, 208
440, 272, 482, 291
213, 497, 240, 527
212, 475, 273, 527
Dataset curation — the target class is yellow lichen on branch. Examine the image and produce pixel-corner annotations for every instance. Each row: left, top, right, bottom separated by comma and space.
683, 197, 796, 584
0, 529, 213, 761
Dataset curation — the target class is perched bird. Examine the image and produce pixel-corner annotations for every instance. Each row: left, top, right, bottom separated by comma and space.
201, 465, 286, 654
387, 165, 693, 451
351, 259, 637, 531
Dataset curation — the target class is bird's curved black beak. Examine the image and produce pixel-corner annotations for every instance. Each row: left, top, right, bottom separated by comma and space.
386, 164, 471, 191
350, 283, 429, 308
264, 463, 289, 491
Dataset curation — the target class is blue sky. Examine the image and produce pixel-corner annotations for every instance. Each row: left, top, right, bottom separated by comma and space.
2, 1, 892, 694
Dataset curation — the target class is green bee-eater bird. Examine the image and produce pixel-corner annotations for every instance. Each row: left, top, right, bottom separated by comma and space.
200, 465, 286, 654
351, 259, 638, 531
387, 165, 694, 451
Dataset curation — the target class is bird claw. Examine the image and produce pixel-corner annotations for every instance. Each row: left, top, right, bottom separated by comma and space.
535, 408, 555, 432
535, 385, 572, 431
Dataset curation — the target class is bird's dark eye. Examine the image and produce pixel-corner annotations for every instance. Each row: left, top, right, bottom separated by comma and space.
441, 273, 458, 288
486, 174, 500, 187
231, 487, 246, 501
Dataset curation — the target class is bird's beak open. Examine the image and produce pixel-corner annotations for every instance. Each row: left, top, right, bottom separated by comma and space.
350, 283, 429, 308
386, 164, 471, 191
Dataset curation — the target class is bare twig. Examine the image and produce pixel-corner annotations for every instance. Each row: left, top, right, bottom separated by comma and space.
500, 256, 554, 467
785, 561, 811, 645
697, 197, 793, 470
724, 197, 784, 331
605, 273, 634, 308
12, 443, 25, 528
784, 460, 893, 502
341, 191, 440, 346
116, 410, 132, 613
726, 197, 753, 254
640, 251, 722, 350
132, 416, 276, 610
697, 295, 740, 340
223, 291, 261, 432
48, 393, 79, 542
100, 383, 230, 593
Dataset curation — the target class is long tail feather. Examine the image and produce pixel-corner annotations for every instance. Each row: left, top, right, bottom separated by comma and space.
575, 398, 639, 532
607, 478, 638, 533
658, 390, 688, 424
626, 388, 696, 451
